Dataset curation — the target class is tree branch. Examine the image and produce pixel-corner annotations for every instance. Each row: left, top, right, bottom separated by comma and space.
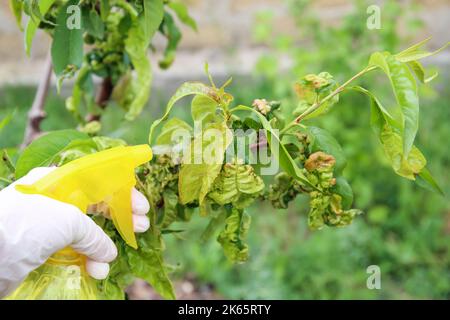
86, 77, 113, 122
21, 54, 53, 148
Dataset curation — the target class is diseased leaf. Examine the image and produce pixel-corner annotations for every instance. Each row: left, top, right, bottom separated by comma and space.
380, 125, 426, 180
208, 163, 265, 209
306, 126, 347, 174
148, 82, 218, 144
369, 52, 419, 156
51, 0, 84, 76
293, 72, 339, 120
15, 130, 88, 178
232, 105, 315, 190
308, 192, 361, 230
160, 189, 179, 228
126, 231, 175, 300
218, 208, 251, 263
353, 87, 441, 191
178, 122, 233, 205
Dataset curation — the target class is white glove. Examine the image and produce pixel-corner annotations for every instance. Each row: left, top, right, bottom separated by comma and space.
0, 167, 150, 298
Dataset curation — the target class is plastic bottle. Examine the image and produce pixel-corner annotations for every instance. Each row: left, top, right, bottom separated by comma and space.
6, 145, 152, 300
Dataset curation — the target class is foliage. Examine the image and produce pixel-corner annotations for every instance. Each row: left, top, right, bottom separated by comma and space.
11, 0, 196, 123
1, 0, 448, 300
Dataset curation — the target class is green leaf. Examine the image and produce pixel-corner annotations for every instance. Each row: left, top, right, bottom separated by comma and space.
158, 12, 182, 69
124, 20, 152, 120
191, 94, 219, 125
350, 86, 400, 136
51, 0, 84, 76
208, 163, 265, 209
9, 0, 23, 31
369, 52, 419, 156
232, 105, 315, 190
160, 189, 179, 228
92, 136, 127, 150
380, 125, 426, 180
178, 123, 233, 205
156, 118, 192, 145
331, 177, 353, 210
24, 0, 55, 56
415, 167, 444, 196
168, 1, 197, 31
306, 126, 347, 174
148, 82, 218, 144
201, 208, 226, 242
100, 0, 110, 21
141, 0, 164, 45
66, 64, 94, 120
54, 138, 98, 165
126, 232, 175, 300
15, 130, 88, 178
0, 111, 15, 134
83, 8, 105, 39
218, 208, 250, 263
395, 39, 449, 63
407, 60, 438, 84
352, 87, 438, 188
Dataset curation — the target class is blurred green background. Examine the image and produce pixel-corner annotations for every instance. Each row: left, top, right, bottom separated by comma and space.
1, 0, 449, 299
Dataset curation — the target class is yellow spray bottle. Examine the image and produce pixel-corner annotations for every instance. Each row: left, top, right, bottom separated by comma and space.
6, 144, 152, 300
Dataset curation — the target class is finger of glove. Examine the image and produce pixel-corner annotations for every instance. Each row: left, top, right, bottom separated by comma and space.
131, 188, 150, 215
133, 214, 150, 233
70, 212, 117, 263
85, 259, 110, 280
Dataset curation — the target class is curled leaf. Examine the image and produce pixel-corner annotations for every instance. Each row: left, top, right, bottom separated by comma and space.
218, 208, 251, 263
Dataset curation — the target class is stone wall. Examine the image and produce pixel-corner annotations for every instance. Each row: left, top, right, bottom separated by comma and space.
0, 0, 448, 86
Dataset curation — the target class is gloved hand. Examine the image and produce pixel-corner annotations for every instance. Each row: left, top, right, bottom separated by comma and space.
0, 167, 150, 298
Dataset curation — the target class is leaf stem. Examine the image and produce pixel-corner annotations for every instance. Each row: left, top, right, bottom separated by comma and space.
0, 177, 12, 184
280, 65, 377, 135
1, 149, 15, 173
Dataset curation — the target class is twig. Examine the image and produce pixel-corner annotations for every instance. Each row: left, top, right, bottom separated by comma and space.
0, 177, 12, 184
280, 65, 377, 135
86, 77, 113, 122
21, 53, 53, 148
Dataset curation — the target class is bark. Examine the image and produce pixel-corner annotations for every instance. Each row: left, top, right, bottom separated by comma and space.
21, 54, 52, 148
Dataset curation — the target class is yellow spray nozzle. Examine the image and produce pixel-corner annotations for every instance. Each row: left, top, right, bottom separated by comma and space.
16, 144, 153, 249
